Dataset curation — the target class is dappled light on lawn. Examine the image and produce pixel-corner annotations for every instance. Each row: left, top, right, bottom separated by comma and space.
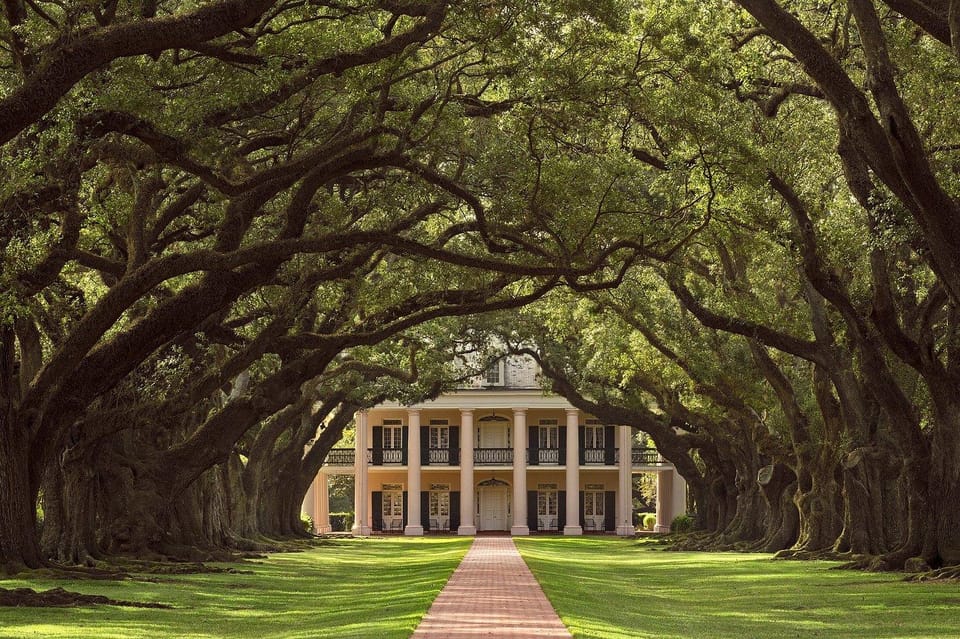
515, 537, 959, 639
0, 538, 471, 639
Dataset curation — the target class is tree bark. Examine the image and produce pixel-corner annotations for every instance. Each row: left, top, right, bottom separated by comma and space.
0, 419, 42, 573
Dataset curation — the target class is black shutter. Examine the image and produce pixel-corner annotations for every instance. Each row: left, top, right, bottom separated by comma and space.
372, 491, 383, 531
402, 491, 408, 528
421, 426, 429, 465
450, 426, 460, 465
578, 426, 586, 465
558, 490, 566, 530
579, 491, 586, 528
421, 491, 430, 531
528, 426, 539, 466
604, 491, 616, 532
450, 491, 461, 531
372, 426, 383, 465
401, 427, 409, 465
559, 426, 567, 465
604, 425, 615, 465
527, 491, 538, 531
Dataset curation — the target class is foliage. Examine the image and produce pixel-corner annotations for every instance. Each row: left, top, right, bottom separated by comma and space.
301, 514, 313, 533
642, 513, 657, 531
329, 512, 355, 532
670, 514, 693, 534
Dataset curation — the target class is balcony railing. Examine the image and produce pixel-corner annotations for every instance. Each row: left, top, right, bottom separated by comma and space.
367, 448, 404, 464
474, 448, 513, 465
326, 448, 355, 465
632, 447, 662, 465
352, 445, 667, 467
428, 448, 450, 464
583, 448, 605, 464
538, 448, 560, 464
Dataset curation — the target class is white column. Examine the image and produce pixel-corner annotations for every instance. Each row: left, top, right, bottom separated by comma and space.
316, 471, 332, 534
405, 408, 424, 535
616, 425, 634, 536
302, 480, 317, 533
564, 407, 582, 535
511, 408, 529, 536
458, 409, 477, 535
655, 464, 673, 533
352, 410, 371, 535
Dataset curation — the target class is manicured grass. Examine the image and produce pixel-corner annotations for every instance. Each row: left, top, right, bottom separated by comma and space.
516, 537, 960, 639
0, 537, 471, 639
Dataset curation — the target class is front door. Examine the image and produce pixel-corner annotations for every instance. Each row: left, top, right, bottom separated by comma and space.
478, 486, 510, 531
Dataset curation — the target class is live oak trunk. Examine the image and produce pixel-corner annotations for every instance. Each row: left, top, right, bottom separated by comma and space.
757, 463, 799, 552
922, 399, 960, 567
0, 419, 42, 573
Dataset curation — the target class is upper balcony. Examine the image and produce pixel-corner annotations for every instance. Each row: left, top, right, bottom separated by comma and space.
322, 446, 669, 469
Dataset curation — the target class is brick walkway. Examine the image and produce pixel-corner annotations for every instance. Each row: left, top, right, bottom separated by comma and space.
411, 536, 572, 638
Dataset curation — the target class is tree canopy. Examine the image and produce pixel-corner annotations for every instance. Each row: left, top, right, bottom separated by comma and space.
2, 0, 960, 579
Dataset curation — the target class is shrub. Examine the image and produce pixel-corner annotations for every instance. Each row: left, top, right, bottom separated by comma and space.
330, 512, 354, 532
301, 513, 314, 532
671, 514, 693, 533
642, 513, 657, 531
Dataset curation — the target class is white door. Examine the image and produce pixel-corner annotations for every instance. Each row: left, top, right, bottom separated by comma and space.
478, 487, 510, 531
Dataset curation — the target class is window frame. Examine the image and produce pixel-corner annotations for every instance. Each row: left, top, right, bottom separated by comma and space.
537, 483, 559, 517
539, 422, 559, 449
382, 419, 402, 449
429, 420, 449, 449
382, 490, 403, 517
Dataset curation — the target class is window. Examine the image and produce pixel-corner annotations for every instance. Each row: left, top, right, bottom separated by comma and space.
584, 424, 604, 449
382, 490, 403, 517
584, 491, 604, 516
383, 419, 402, 449
537, 488, 558, 516
430, 492, 450, 517
539, 420, 559, 448
484, 361, 501, 385
429, 420, 449, 449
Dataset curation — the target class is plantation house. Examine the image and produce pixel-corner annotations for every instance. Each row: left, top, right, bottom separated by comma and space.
303, 354, 686, 535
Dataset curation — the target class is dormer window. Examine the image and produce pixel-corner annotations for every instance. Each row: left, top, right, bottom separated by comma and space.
484, 360, 503, 385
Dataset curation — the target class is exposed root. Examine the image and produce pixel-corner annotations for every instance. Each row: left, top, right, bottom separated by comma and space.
903, 566, 960, 582
773, 548, 853, 562
0, 586, 171, 609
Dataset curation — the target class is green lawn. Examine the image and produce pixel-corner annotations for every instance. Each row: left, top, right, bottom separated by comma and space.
4, 536, 957, 639
515, 537, 960, 639
0, 537, 471, 639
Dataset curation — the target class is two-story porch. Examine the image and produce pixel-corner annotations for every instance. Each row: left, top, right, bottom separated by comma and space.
304, 389, 687, 536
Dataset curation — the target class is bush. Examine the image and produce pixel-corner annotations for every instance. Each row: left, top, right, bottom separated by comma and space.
301, 513, 314, 532
642, 513, 657, 531
330, 512, 354, 532
670, 514, 693, 533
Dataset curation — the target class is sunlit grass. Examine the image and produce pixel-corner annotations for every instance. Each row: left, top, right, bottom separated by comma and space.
0, 537, 471, 639
515, 537, 960, 639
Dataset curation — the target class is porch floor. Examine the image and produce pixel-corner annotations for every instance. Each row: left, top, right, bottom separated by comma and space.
411, 536, 571, 638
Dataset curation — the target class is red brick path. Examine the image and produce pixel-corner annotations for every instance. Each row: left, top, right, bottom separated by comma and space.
411, 536, 572, 638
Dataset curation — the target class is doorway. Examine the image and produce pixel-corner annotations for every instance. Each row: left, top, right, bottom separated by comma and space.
476, 478, 511, 531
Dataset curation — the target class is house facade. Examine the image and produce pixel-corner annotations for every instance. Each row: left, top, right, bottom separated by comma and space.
303, 355, 687, 536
